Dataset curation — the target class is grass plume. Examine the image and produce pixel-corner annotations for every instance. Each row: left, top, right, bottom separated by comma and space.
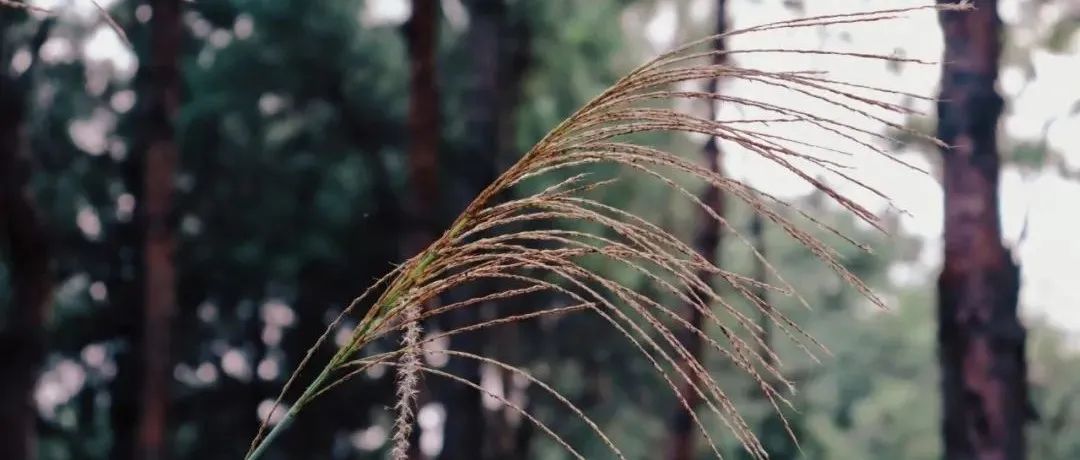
245, 4, 971, 459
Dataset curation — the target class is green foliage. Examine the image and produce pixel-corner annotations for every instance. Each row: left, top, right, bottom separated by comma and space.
1011, 140, 1049, 167
3, 1, 1080, 459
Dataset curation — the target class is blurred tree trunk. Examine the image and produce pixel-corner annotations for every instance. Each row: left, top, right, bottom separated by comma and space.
438, 2, 500, 459
490, 9, 532, 460
438, 1, 537, 458
749, 215, 770, 369
0, 61, 52, 460
109, 147, 144, 460
742, 213, 800, 460
668, 1, 726, 459
403, 1, 440, 457
405, 0, 440, 252
936, 2, 1029, 459
136, 1, 183, 459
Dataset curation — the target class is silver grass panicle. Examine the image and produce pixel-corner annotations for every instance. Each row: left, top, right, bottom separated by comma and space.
390, 300, 422, 460
245, 4, 972, 459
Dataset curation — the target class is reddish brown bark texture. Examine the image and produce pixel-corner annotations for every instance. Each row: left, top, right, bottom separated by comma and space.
137, 1, 182, 459
402, 2, 439, 458
406, 0, 440, 249
668, 1, 726, 459
0, 77, 51, 460
936, 2, 1029, 459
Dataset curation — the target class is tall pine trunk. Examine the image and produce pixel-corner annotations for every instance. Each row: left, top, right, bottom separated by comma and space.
0, 59, 52, 460
668, 1, 726, 458
438, 2, 502, 458
137, 1, 182, 459
936, 1, 1029, 459
406, 0, 440, 250
403, 1, 440, 457
439, 1, 532, 457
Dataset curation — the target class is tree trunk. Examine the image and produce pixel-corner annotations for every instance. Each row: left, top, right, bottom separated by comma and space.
749, 214, 770, 369
405, 0, 440, 253
936, 2, 1029, 459
403, 2, 440, 458
137, 1, 182, 459
0, 67, 52, 460
437, 2, 501, 459
668, 2, 726, 459
743, 213, 801, 460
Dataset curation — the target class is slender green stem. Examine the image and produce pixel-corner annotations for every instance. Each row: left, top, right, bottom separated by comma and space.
245, 362, 335, 460
247, 190, 483, 460
245, 402, 295, 460
246, 249, 442, 460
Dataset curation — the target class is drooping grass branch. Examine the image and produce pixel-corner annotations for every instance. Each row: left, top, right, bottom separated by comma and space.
245, 4, 970, 459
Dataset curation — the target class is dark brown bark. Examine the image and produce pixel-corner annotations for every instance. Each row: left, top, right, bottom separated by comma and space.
137, 1, 182, 459
405, 0, 440, 252
667, 2, 726, 459
936, 2, 1029, 459
438, 1, 538, 458
438, 2, 502, 459
403, 2, 440, 458
749, 214, 770, 368
745, 213, 801, 460
109, 165, 144, 460
491, 12, 534, 460
0, 71, 52, 460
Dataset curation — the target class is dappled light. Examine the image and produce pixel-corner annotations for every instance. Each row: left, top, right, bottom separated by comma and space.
2, 1, 1079, 460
